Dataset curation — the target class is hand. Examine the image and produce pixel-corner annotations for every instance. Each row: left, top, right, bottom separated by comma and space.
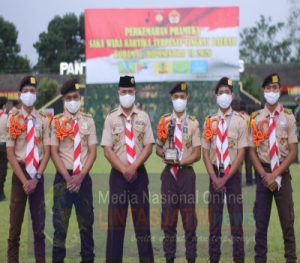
212, 177, 227, 192
263, 173, 276, 188
23, 179, 38, 195
67, 175, 84, 193
268, 181, 277, 192
123, 165, 138, 183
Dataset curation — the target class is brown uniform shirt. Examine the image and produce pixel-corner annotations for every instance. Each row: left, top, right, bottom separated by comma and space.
249, 103, 298, 163
101, 105, 155, 165
156, 111, 201, 160
6, 107, 51, 161
201, 107, 248, 165
51, 111, 98, 170
0, 111, 8, 143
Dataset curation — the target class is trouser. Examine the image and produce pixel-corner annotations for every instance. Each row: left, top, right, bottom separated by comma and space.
161, 166, 197, 261
208, 167, 244, 263
244, 147, 253, 184
0, 143, 8, 192
106, 165, 154, 263
7, 165, 45, 263
254, 165, 297, 263
52, 171, 94, 263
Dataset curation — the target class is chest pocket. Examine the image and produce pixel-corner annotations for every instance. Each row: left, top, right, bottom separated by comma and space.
228, 131, 238, 149
112, 126, 124, 151
134, 124, 146, 149
79, 125, 90, 144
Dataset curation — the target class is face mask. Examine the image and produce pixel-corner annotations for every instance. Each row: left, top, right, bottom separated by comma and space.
65, 100, 81, 114
172, 99, 187, 112
264, 92, 280, 105
216, 94, 232, 109
20, 92, 36, 107
119, 94, 135, 109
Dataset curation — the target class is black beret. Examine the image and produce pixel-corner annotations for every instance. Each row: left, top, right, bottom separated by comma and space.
61, 79, 80, 95
119, 76, 136, 88
215, 77, 233, 94
262, 73, 280, 88
0, 96, 8, 108
169, 82, 188, 95
19, 75, 37, 91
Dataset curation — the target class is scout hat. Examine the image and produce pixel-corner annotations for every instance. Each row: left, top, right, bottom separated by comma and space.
119, 76, 136, 88
262, 73, 280, 88
19, 75, 37, 91
169, 82, 188, 95
215, 77, 233, 94
61, 79, 80, 95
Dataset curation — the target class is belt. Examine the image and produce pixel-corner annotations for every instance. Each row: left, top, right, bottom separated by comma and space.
166, 164, 192, 169
260, 162, 289, 174
213, 165, 225, 174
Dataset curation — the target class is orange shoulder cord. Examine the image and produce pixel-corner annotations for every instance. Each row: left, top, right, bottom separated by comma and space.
157, 116, 168, 141
55, 118, 74, 141
251, 119, 268, 147
8, 114, 26, 140
203, 116, 218, 142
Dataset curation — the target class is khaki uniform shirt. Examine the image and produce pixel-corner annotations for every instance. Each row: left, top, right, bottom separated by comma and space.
6, 107, 51, 161
51, 110, 98, 170
156, 111, 201, 160
249, 103, 298, 163
201, 107, 248, 165
101, 105, 155, 165
0, 111, 8, 143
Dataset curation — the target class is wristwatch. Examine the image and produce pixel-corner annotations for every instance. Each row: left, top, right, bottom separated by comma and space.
35, 172, 43, 181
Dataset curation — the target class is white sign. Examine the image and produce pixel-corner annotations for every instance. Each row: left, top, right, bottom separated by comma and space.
60, 62, 86, 75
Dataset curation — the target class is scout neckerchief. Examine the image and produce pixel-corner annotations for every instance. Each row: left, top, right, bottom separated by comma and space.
170, 113, 187, 179
25, 111, 39, 178
0, 110, 3, 117
215, 111, 233, 177
122, 113, 137, 166
73, 117, 82, 176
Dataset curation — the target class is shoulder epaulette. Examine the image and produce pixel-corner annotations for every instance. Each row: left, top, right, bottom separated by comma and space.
83, 112, 92, 118
163, 113, 171, 117
188, 115, 196, 121
284, 108, 293, 115
54, 113, 63, 120
38, 111, 47, 118
12, 110, 19, 117
250, 110, 260, 119
234, 111, 245, 119
110, 108, 118, 114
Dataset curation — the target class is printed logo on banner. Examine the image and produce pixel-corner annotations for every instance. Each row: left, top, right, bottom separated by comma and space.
168, 10, 180, 24
191, 60, 208, 73
118, 61, 136, 74
172, 61, 190, 74
154, 62, 171, 74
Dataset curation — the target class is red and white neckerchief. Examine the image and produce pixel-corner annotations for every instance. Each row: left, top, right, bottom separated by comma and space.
125, 115, 136, 165
0, 110, 3, 117
73, 119, 82, 176
170, 117, 183, 180
215, 115, 231, 177
25, 115, 39, 178
268, 110, 282, 190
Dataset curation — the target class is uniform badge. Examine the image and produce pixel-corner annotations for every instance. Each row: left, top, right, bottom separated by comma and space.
82, 121, 88, 130
113, 134, 121, 143
229, 140, 236, 148
279, 120, 287, 128
183, 126, 188, 133
138, 133, 144, 142
280, 137, 286, 145
186, 142, 191, 149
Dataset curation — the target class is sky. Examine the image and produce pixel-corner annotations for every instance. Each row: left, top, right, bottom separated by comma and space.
0, 0, 291, 66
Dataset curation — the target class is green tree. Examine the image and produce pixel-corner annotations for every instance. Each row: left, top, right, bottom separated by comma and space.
0, 16, 31, 73
241, 74, 261, 101
287, 0, 300, 62
36, 78, 59, 109
240, 15, 292, 64
34, 13, 84, 73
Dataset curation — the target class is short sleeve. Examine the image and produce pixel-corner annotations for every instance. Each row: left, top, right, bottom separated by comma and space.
143, 113, 155, 145
101, 115, 113, 147
88, 118, 98, 145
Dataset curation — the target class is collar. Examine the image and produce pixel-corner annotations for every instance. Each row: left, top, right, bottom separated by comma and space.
64, 109, 81, 120
117, 104, 138, 118
217, 107, 233, 119
263, 103, 283, 117
21, 106, 37, 119
172, 110, 187, 122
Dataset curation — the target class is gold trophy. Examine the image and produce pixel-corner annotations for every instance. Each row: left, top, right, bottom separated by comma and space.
164, 119, 179, 163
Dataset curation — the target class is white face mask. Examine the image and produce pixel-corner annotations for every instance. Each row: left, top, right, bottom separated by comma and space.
172, 99, 187, 112
65, 100, 81, 114
216, 94, 232, 109
20, 92, 36, 107
264, 92, 280, 105
119, 94, 135, 109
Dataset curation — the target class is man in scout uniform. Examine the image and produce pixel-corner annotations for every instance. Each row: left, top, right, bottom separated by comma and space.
202, 77, 247, 263
101, 75, 154, 263
0, 96, 8, 201
50, 79, 97, 263
6, 76, 50, 263
249, 73, 297, 263
156, 82, 201, 263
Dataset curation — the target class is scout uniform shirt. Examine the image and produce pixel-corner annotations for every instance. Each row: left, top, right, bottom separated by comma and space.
101, 105, 155, 164
51, 111, 98, 170
249, 103, 298, 163
0, 110, 8, 143
156, 111, 201, 160
201, 107, 248, 165
6, 107, 50, 161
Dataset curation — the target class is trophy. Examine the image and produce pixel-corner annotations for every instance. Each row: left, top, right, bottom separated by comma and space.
164, 119, 179, 163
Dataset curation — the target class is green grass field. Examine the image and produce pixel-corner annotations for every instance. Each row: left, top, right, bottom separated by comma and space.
0, 147, 299, 262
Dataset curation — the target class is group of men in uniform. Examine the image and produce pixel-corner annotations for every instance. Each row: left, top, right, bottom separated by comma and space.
0, 73, 297, 263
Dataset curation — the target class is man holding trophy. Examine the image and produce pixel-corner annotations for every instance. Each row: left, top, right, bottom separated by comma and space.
156, 82, 201, 263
